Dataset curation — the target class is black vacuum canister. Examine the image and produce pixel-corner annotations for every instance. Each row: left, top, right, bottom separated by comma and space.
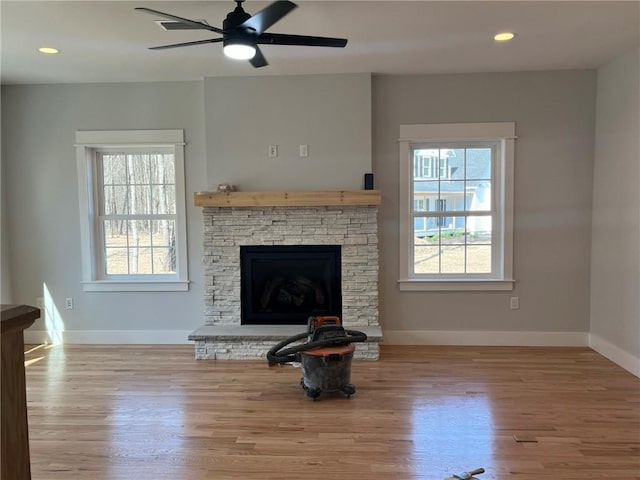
267, 316, 366, 400
300, 344, 356, 399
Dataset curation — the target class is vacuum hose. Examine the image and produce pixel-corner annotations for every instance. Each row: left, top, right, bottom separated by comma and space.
267, 328, 368, 365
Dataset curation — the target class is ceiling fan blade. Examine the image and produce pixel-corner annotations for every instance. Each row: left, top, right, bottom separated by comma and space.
158, 20, 212, 31
135, 7, 223, 34
257, 33, 347, 48
239, 1, 297, 35
149, 38, 223, 50
250, 46, 268, 68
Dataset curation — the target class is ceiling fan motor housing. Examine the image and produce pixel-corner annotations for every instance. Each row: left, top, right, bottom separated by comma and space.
223, 4, 252, 31
223, 2, 254, 50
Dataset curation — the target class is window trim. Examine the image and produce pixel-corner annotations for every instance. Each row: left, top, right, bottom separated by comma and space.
75, 130, 189, 292
398, 123, 515, 291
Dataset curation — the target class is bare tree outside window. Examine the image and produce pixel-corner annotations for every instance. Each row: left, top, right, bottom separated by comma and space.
99, 150, 177, 276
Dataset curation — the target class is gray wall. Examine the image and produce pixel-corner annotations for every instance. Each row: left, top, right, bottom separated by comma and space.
373, 71, 597, 335
1, 152, 13, 303
3, 69, 626, 349
1, 74, 372, 338
590, 47, 640, 358
2, 82, 206, 334
204, 74, 372, 191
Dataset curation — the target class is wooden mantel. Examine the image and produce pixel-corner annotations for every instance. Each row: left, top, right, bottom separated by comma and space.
194, 190, 381, 208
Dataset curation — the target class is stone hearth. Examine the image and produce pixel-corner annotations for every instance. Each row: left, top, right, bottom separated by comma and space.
189, 191, 382, 360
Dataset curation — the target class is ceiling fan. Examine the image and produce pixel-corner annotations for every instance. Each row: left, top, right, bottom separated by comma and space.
135, 0, 348, 68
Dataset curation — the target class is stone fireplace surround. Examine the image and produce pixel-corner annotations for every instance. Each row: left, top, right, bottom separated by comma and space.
188, 190, 382, 360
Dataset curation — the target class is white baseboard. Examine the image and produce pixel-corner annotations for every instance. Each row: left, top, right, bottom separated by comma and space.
24, 330, 193, 345
589, 333, 640, 377
23, 328, 639, 377
26, 329, 587, 347
382, 330, 589, 347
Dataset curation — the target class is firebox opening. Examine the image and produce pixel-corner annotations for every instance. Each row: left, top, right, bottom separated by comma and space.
240, 245, 342, 325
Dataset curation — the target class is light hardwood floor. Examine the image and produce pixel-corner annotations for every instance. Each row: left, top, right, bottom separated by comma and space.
24, 344, 639, 480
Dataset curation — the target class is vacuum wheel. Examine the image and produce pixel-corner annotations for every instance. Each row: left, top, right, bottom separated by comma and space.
300, 378, 356, 399
342, 384, 356, 398
301, 378, 321, 399
306, 388, 321, 400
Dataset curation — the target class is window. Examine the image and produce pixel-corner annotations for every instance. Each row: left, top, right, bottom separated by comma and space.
75, 130, 189, 291
413, 153, 450, 180
398, 123, 515, 291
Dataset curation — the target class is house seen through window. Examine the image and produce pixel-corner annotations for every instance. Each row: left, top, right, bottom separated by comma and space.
398, 123, 515, 291
412, 144, 493, 274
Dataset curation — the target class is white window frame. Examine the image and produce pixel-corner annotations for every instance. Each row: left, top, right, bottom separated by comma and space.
75, 130, 189, 292
398, 123, 515, 291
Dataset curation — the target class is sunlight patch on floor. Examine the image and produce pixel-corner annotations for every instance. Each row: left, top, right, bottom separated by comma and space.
25, 356, 46, 367
411, 394, 494, 477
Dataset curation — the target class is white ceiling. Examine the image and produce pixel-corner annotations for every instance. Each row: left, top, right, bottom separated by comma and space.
1, 1, 638, 85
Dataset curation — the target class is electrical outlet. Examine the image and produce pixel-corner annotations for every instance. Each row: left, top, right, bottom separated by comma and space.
65, 297, 74, 310
510, 296, 520, 310
268, 145, 278, 157
299, 144, 308, 157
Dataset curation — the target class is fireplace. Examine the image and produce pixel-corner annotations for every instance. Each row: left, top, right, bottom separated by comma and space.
240, 245, 341, 325
192, 200, 381, 360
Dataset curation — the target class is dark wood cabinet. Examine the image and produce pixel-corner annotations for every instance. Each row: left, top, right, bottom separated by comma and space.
1, 304, 39, 480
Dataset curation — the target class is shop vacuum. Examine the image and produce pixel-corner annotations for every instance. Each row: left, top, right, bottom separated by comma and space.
267, 316, 367, 399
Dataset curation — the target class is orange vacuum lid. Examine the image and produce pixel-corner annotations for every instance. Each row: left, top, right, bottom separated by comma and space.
301, 343, 355, 357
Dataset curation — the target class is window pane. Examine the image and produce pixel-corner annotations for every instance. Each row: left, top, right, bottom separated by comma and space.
447, 149, 465, 179
466, 246, 492, 273
414, 217, 427, 238
414, 217, 439, 238
103, 220, 127, 248
413, 196, 429, 213
414, 245, 440, 274
151, 220, 175, 247
101, 154, 127, 185
414, 149, 438, 179
152, 185, 176, 214
439, 183, 465, 211
126, 220, 151, 247
466, 148, 492, 180
129, 247, 152, 274
439, 217, 466, 245
414, 180, 438, 199
467, 180, 491, 211
129, 185, 151, 215
105, 248, 128, 275
103, 185, 129, 215
440, 244, 466, 274
151, 154, 176, 185
128, 154, 151, 184
466, 215, 492, 242
153, 247, 176, 274
438, 149, 450, 179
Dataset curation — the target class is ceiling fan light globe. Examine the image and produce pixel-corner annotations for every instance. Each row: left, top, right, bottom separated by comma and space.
223, 43, 256, 60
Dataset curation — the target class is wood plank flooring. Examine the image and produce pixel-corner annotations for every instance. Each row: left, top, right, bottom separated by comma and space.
23, 345, 639, 480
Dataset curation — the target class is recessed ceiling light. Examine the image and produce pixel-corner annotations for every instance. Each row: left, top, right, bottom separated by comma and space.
38, 47, 59, 54
494, 32, 515, 42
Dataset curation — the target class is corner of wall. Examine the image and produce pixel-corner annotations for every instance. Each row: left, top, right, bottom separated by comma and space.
590, 333, 640, 377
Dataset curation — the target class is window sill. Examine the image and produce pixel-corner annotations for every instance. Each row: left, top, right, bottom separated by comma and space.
398, 279, 515, 291
82, 281, 190, 292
